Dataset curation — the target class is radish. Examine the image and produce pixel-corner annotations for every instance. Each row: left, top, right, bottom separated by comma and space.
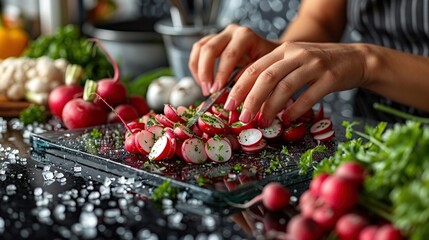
335, 213, 370, 240
173, 124, 194, 140
313, 130, 335, 142
224, 134, 240, 151
320, 175, 359, 211
204, 136, 232, 163
148, 135, 172, 161
211, 104, 229, 120
312, 205, 340, 231
230, 121, 256, 135
238, 128, 263, 147
176, 105, 189, 116
164, 104, 185, 123
108, 104, 140, 123
167, 134, 177, 159
124, 134, 140, 154
374, 224, 403, 240
259, 119, 283, 139
241, 139, 267, 153
335, 161, 366, 187
155, 114, 175, 128
127, 120, 145, 132
90, 38, 127, 107
299, 190, 319, 218
310, 173, 330, 197
359, 225, 379, 240
128, 95, 149, 116
314, 103, 325, 123
191, 124, 204, 137
197, 113, 226, 135
228, 109, 240, 125
62, 81, 108, 130
283, 123, 307, 142
287, 215, 324, 240
134, 130, 155, 155
48, 85, 83, 120
310, 119, 333, 136
175, 140, 184, 158
181, 138, 207, 164
147, 125, 164, 139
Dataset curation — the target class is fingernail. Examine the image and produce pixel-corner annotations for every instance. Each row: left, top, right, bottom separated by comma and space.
224, 97, 236, 111
258, 114, 270, 128
201, 82, 210, 96
239, 108, 252, 123
210, 82, 219, 93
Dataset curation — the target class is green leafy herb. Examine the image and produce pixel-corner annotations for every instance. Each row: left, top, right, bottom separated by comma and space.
19, 105, 47, 125
298, 145, 327, 175
232, 164, 243, 172
196, 176, 210, 186
89, 128, 102, 139
152, 180, 178, 202
280, 145, 289, 155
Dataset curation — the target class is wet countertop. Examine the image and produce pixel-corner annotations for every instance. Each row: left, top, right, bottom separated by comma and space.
0, 118, 255, 240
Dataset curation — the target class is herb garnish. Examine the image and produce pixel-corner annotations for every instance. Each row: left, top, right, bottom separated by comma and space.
298, 145, 327, 175
19, 105, 47, 125
152, 180, 178, 202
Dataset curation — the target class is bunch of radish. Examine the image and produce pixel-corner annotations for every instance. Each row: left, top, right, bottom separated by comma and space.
286, 161, 403, 240
121, 91, 336, 164
48, 39, 149, 129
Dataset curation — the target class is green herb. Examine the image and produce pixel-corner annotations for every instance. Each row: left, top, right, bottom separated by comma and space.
298, 145, 327, 175
19, 105, 47, 125
196, 176, 209, 186
89, 128, 102, 139
280, 145, 289, 155
152, 180, 178, 202
232, 164, 243, 172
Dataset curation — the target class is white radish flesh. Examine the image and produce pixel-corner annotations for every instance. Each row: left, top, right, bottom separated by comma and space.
313, 130, 335, 142
155, 114, 175, 128
238, 128, 263, 147
310, 119, 333, 136
148, 135, 172, 161
147, 125, 164, 139
241, 139, 267, 153
205, 137, 232, 163
181, 138, 207, 164
134, 130, 155, 155
173, 124, 194, 140
164, 104, 185, 123
259, 119, 283, 139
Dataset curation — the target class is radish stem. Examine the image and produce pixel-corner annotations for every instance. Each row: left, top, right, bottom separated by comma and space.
89, 38, 120, 83
224, 194, 263, 209
373, 103, 429, 123
83, 80, 97, 101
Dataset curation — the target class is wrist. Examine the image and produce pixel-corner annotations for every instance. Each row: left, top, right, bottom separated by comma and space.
352, 43, 387, 90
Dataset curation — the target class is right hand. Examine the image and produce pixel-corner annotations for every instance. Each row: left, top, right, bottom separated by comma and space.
189, 24, 279, 96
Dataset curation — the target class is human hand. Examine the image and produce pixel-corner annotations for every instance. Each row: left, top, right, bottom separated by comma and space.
188, 24, 279, 96
223, 42, 367, 127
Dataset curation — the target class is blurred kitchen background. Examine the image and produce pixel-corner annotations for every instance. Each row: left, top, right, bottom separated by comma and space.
0, 0, 358, 118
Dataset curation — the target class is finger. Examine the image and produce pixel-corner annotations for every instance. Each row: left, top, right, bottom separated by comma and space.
198, 33, 232, 96
243, 59, 301, 126
284, 75, 333, 122
211, 28, 258, 93
258, 64, 316, 127
189, 34, 215, 86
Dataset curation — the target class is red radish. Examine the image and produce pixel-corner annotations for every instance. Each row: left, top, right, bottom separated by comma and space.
127, 120, 145, 132
374, 224, 403, 240
108, 104, 140, 123
167, 135, 177, 159
155, 114, 175, 128
314, 103, 325, 123
214, 89, 229, 104
335, 213, 370, 240
310, 119, 333, 135
148, 135, 172, 161
335, 161, 366, 187
359, 225, 379, 240
298, 108, 315, 123
312, 205, 340, 231
134, 130, 155, 155
320, 175, 359, 211
201, 132, 210, 142
299, 190, 319, 218
310, 173, 330, 197
48, 85, 83, 120
230, 121, 256, 135
228, 109, 240, 125
224, 134, 240, 151
259, 119, 283, 139
313, 130, 335, 142
181, 138, 207, 164
175, 140, 184, 158
197, 113, 226, 135
164, 104, 185, 123
241, 139, 267, 153
147, 125, 164, 139
124, 134, 140, 154
287, 215, 324, 240
163, 127, 175, 139
237, 128, 263, 147
283, 123, 307, 142
176, 105, 188, 116
204, 136, 232, 162
191, 124, 203, 137
211, 104, 229, 119
128, 95, 149, 116
90, 38, 128, 107
173, 124, 194, 140
62, 99, 108, 130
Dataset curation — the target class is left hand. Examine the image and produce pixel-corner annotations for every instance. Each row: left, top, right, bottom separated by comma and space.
223, 42, 368, 128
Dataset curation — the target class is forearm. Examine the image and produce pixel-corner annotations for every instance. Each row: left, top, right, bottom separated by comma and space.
357, 43, 429, 112
280, 17, 343, 43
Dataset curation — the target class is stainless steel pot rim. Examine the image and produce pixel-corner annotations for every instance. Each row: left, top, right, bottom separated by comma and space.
154, 19, 220, 36
83, 23, 163, 43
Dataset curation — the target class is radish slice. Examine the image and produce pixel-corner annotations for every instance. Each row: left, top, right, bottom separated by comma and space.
175, 140, 184, 158
164, 104, 185, 123
147, 125, 164, 139
197, 113, 225, 135
205, 136, 232, 163
134, 130, 155, 155
163, 127, 175, 139
173, 124, 194, 140
241, 139, 267, 153
230, 121, 256, 135
167, 135, 177, 159
238, 128, 263, 147
191, 124, 203, 137
124, 135, 140, 154
224, 134, 241, 151
228, 109, 240, 125
310, 119, 333, 136
155, 114, 175, 128
148, 135, 172, 161
313, 130, 335, 142
259, 119, 283, 139
211, 104, 229, 120
314, 103, 324, 123
181, 138, 207, 164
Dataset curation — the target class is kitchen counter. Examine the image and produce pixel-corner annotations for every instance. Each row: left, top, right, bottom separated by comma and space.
0, 118, 253, 240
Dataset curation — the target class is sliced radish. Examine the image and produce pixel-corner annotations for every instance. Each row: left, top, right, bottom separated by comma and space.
181, 138, 207, 164
283, 123, 307, 142
310, 119, 333, 136
148, 135, 172, 161
205, 136, 232, 163
155, 114, 175, 128
134, 130, 155, 155
224, 134, 241, 151
230, 121, 256, 135
147, 125, 164, 139
238, 128, 263, 147
191, 124, 203, 137
167, 135, 177, 159
197, 113, 225, 135
124, 134, 140, 154
228, 109, 240, 125
173, 124, 194, 140
241, 139, 267, 153
314, 103, 324, 123
127, 120, 145, 131
313, 130, 335, 142
164, 104, 185, 123
176, 105, 189, 116
259, 119, 283, 139
175, 140, 184, 158
163, 127, 175, 139
211, 104, 229, 120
